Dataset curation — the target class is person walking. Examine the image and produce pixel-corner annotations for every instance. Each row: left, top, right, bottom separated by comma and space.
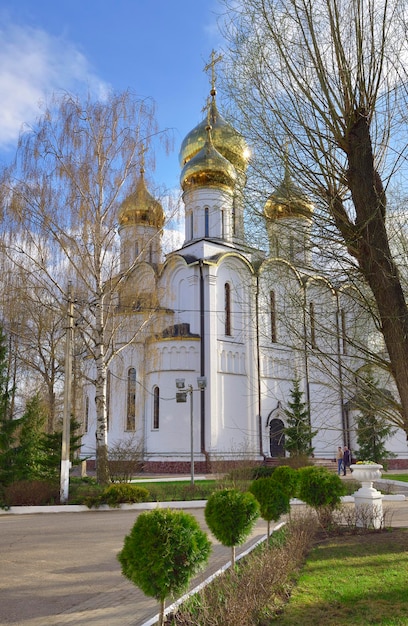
343, 446, 351, 476
336, 446, 343, 475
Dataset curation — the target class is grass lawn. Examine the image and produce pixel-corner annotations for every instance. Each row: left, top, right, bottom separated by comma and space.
271, 528, 408, 625
385, 474, 408, 483
126, 479, 222, 502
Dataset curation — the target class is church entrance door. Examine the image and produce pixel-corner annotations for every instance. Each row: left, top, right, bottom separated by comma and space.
269, 418, 285, 457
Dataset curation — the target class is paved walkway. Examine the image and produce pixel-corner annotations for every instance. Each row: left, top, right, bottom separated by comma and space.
0, 506, 273, 626
1, 474, 408, 626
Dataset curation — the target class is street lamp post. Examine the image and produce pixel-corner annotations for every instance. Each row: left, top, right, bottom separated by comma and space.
176, 377, 207, 486
188, 384, 194, 486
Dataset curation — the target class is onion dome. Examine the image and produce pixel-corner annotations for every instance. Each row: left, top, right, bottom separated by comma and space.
180, 125, 237, 191
264, 166, 313, 221
119, 170, 165, 228
179, 90, 249, 174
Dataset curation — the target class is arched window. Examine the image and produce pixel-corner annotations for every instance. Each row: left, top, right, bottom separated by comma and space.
225, 282, 232, 336
126, 368, 136, 431
289, 236, 294, 261
309, 301, 317, 349
270, 290, 277, 343
204, 207, 209, 237
341, 309, 348, 355
153, 386, 160, 429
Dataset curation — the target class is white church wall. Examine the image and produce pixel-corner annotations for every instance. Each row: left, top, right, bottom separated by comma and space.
205, 370, 259, 459
308, 381, 344, 458
160, 257, 201, 333
258, 259, 304, 351
143, 338, 202, 458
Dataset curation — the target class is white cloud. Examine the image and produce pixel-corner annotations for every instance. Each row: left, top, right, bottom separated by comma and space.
0, 22, 110, 151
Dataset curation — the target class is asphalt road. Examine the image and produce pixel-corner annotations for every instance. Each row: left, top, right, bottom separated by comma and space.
0, 508, 269, 626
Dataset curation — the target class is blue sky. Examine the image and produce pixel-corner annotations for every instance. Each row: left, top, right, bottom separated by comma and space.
0, 0, 224, 191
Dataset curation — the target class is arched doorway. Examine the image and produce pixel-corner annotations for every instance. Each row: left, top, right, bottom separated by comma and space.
269, 418, 285, 457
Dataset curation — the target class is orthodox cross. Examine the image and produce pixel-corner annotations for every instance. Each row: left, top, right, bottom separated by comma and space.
204, 49, 223, 92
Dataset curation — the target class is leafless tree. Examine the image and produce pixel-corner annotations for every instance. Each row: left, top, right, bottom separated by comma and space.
220, 0, 408, 435
0, 91, 170, 483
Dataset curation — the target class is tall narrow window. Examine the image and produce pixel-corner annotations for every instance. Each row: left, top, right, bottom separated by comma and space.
270, 290, 277, 343
153, 386, 160, 429
106, 369, 111, 430
221, 209, 225, 239
135, 240, 139, 259
149, 244, 153, 264
126, 367, 136, 431
84, 395, 89, 433
341, 309, 348, 355
289, 236, 294, 261
205, 207, 209, 237
225, 282, 232, 336
190, 212, 194, 239
309, 302, 317, 349
232, 198, 236, 235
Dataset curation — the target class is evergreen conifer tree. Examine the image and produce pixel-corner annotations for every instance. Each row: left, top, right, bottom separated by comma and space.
284, 379, 317, 456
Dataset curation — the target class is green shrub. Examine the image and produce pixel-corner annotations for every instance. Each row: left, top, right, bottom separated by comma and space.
270, 465, 299, 498
205, 488, 260, 566
297, 467, 345, 526
251, 465, 276, 479
3, 480, 59, 506
118, 508, 211, 626
85, 483, 150, 508
249, 477, 290, 538
102, 483, 150, 506
67, 477, 102, 503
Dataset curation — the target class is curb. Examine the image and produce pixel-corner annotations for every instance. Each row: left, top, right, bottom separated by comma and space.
0, 499, 208, 515
1, 493, 405, 515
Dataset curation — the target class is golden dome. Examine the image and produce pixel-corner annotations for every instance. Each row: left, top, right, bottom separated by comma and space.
119, 172, 165, 228
264, 168, 313, 221
179, 91, 249, 173
180, 126, 237, 191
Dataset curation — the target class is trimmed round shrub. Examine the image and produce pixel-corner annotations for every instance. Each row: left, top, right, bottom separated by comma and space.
249, 477, 290, 528
270, 466, 299, 498
205, 488, 260, 548
118, 508, 211, 625
297, 466, 345, 510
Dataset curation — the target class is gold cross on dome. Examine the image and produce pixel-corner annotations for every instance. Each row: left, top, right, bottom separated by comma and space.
204, 49, 223, 91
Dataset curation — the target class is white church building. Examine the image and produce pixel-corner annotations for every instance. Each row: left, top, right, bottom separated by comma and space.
80, 87, 408, 472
